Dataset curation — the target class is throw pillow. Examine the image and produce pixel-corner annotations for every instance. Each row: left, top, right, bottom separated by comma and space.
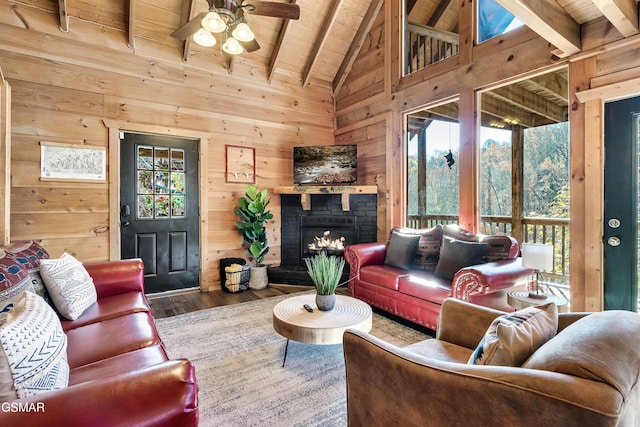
0, 251, 31, 326
40, 253, 97, 320
412, 225, 443, 271
434, 236, 487, 280
0, 291, 69, 401
468, 302, 558, 366
4, 241, 50, 300
384, 231, 421, 270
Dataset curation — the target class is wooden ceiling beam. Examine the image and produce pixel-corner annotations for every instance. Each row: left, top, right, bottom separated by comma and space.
58, 0, 69, 32
489, 84, 565, 123
495, 0, 581, 56
268, 0, 297, 84
427, 0, 454, 27
333, 0, 384, 96
302, 0, 341, 88
591, 0, 639, 37
523, 72, 568, 105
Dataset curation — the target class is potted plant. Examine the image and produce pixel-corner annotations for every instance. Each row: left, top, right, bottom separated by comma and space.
234, 184, 273, 289
304, 251, 345, 311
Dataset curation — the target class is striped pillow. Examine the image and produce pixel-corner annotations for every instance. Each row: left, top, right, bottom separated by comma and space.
40, 253, 97, 320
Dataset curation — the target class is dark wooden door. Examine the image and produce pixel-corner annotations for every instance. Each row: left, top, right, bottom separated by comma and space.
603, 96, 639, 311
120, 132, 200, 294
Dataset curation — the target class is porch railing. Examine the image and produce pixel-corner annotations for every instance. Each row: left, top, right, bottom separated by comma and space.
405, 23, 459, 74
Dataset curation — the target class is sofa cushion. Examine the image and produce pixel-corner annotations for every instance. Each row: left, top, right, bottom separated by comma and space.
522, 310, 640, 396
61, 291, 151, 332
435, 236, 487, 280
397, 272, 452, 304
360, 265, 407, 290
0, 292, 69, 401
384, 230, 420, 270
3, 241, 50, 299
40, 253, 98, 320
468, 302, 557, 366
65, 311, 161, 369
0, 251, 31, 326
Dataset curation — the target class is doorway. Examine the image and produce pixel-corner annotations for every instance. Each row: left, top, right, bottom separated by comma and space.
120, 132, 200, 294
603, 96, 639, 311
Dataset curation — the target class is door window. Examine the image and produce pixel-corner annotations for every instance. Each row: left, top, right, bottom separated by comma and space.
136, 145, 185, 219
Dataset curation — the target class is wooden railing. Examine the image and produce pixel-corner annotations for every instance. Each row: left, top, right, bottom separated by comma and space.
405, 23, 459, 74
407, 215, 570, 279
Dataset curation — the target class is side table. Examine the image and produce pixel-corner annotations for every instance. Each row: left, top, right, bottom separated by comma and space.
507, 290, 569, 313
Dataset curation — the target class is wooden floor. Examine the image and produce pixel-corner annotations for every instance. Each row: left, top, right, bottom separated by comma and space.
147, 283, 348, 319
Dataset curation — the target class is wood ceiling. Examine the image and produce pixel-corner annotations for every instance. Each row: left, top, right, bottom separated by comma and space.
1, 0, 639, 96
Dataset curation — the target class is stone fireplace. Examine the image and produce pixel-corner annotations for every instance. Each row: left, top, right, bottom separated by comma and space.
268, 191, 378, 285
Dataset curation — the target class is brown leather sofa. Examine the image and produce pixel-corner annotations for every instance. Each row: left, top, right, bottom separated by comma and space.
344, 224, 531, 329
344, 298, 640, 427
0, 258, 199, 427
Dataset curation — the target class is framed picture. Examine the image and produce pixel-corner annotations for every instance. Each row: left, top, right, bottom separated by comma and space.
40, 141, 107, 182
225, 145, 255, 184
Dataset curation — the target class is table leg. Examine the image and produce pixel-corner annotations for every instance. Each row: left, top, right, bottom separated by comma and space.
282, 339, 290, 367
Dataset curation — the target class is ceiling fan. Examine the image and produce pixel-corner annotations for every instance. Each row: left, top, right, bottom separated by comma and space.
172, 0, 300, 55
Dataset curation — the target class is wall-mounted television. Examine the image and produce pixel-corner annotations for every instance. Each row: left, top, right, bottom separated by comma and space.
293, 145, 357, 185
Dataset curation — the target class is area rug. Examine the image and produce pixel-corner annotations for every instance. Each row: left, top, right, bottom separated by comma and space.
155, 292, 431, 427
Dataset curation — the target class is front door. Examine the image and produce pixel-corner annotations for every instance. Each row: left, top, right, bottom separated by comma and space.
603, 96, 639, 311
120, 132, 200, 294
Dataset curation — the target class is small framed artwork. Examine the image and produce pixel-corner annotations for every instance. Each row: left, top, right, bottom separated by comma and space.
225, 145, 255, 184
40, 141, 107, 182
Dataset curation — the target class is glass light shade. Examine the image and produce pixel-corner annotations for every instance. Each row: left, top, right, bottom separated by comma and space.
222, 36, 243, 55
201, 11, 226, 33
192, 28, 217, 47
521, 243, 553, 271
232, 22, 255, 42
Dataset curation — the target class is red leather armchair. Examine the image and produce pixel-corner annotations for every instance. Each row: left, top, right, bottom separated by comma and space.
0, 258, 199, 427
344, 225, 531, 330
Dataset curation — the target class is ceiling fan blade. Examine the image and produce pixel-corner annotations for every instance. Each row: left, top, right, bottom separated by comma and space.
171, 12, 208, 40
243, 1, 300, 20
241, 39, 261, 52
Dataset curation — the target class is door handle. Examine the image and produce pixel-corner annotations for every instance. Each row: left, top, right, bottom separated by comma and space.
608, 236, 621, 247
121, 220, 131, 228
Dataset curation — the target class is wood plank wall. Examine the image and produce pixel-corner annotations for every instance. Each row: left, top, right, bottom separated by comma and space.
0, 8, 335, 291
334, 0, 640, 311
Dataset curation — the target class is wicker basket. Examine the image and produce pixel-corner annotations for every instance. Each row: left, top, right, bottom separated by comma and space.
225, 265, 251, 292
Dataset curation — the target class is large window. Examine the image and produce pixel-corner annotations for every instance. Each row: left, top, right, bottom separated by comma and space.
407, 101, 460, 227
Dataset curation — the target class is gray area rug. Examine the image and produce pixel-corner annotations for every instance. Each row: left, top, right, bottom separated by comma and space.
155, 292, 431, 427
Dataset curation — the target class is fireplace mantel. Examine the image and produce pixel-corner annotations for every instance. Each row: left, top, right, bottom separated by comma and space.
273, 185, 377, 211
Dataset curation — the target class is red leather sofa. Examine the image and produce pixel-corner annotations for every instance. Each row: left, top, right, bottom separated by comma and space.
0, 258, 199, 427
344, 225, 531, 330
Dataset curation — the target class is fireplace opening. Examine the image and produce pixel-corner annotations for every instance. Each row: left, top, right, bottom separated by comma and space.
301, 216, 356, 262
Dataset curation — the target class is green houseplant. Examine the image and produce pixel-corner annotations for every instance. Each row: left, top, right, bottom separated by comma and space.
304, 251, 345, 311
234, 184, 273, 289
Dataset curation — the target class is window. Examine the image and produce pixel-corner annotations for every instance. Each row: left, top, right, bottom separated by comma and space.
403, 0, 459, 75
477, 0, 524, 43
407, 101, 460, 228
137, 145, 186, 219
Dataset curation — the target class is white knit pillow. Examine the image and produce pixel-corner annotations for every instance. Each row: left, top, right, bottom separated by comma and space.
40, 253, 97, 320
0, 291, 68, 401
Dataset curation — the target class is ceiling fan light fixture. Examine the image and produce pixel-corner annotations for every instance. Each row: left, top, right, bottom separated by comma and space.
193, 28, 217, 47
201, 11, 226, 33
222, 36, 244, 55
232, 22, 255, 42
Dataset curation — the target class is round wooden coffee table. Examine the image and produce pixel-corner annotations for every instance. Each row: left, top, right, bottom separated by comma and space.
272, 294, 372, 366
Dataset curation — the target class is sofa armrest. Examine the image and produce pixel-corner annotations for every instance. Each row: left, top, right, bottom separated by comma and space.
0, 359, 198, 427
436, 298, 505, 349
451, 257, 532, 300
344, 243, 388, 292
84, 258, 145, 298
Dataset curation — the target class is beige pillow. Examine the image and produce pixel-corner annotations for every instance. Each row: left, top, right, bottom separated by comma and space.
40, 253, 97, 320
468, 302, 558, 366
0, 292, 69, 401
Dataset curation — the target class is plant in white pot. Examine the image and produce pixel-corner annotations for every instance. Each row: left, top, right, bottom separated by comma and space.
234, 184, 273, 289
304, 251, 345, 311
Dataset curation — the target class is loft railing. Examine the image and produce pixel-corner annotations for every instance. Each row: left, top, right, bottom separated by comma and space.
405, 23, 459, 74
406, 215, 570, 279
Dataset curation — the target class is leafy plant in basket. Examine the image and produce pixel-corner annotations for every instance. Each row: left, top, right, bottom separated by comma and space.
234, 184, 273, 265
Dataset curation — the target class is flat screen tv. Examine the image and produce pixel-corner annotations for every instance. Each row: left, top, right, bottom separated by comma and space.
293, 145, 357, 185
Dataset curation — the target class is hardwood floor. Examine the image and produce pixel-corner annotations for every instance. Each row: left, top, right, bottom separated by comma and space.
147, 283, 348, 319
